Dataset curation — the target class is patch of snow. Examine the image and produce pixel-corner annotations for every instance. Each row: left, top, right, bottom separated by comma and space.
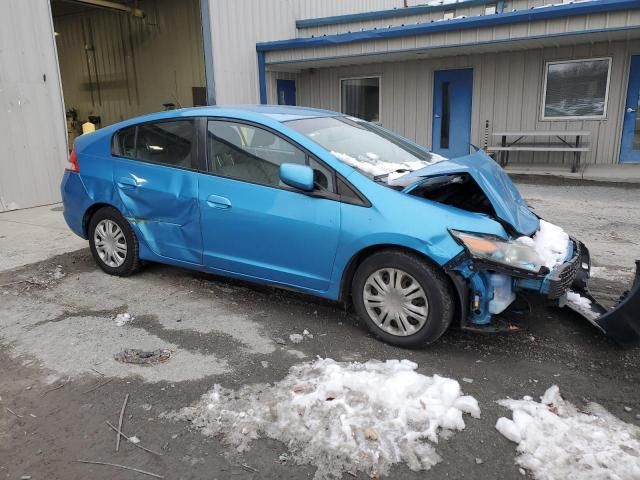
129, 435, 140, 444
517, 220, 569, 269
289, 333, 304, 344
462, 377, 474, 384
330, 150, 443, 181
562, 291, 599, 322
113, 312, 134, 327
174, 358, 480, 479
496, 385, 640, 480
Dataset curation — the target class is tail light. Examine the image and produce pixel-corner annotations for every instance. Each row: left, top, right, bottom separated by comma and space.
66, 147, 79, 173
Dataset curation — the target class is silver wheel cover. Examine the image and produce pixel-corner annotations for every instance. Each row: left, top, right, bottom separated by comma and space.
94, 219, 127, 268
363, 268, 429, 337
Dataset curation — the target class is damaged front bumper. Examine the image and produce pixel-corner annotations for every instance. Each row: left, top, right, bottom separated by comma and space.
445, 240, 640, 347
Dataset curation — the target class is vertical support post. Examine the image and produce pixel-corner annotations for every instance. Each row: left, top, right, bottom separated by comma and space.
573, 135, 581, 173
257, 50, 267, 104
200, 0, 216, 105
497, 0, 506, 14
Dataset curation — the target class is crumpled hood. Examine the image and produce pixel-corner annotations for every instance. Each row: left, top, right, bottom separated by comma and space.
402, 150, 540, 236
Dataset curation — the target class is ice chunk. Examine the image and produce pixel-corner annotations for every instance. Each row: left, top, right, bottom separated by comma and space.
113, 312, 133, 327
289, 333, 303, 344
172, 358, 480, 479
496, 385, 640, 479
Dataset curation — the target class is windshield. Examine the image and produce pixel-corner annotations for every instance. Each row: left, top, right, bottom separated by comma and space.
286, 116, 446, 182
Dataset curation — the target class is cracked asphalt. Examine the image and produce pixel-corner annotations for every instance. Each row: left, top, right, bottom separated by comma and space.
1, 177, 639, 480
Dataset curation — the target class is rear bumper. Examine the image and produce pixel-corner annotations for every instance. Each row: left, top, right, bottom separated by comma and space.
60, 171, 91, 239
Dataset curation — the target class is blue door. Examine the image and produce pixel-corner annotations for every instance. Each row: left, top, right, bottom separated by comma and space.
277, 79, 296, 106
432, 68, 473, 158
199, 119, 340, 292
620, 55, 640, 163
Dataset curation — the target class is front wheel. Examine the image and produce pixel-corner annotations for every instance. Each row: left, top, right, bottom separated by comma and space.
352, 250, 454, 347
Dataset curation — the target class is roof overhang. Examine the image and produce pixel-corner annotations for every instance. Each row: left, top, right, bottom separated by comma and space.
258, 0, 640, 53
266, 26, 640, 72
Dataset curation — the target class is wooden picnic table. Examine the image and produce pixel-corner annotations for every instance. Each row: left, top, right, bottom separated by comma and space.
488, 130, 590, 173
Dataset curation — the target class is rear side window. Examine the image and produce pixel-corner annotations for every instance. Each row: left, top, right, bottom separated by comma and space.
113, 120, 196, 169
116, 126, 136, 157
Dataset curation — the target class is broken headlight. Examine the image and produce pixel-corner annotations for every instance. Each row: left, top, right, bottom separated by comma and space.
450, 230, 546, 273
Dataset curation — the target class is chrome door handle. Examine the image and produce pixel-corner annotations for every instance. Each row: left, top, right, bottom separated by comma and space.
206, 194, 232, 209
117, 177, 138, 188
627, 107, 637, 113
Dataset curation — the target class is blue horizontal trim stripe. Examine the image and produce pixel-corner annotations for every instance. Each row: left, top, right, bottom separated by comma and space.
264, 25, 640, 66
296, 0, 493, 29
258, 0, 640, 52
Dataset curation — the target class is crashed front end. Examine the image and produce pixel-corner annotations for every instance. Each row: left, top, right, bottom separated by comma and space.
400, 151, 640, 346
444, 230, 640, 346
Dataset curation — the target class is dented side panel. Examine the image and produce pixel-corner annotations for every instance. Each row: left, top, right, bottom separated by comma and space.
112, 158, 202, 264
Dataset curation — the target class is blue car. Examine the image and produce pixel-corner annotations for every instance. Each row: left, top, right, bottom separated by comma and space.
61, 105, 639, 347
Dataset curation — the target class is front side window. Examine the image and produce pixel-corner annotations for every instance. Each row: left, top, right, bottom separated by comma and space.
341, 77, 380, 123
287, 116, 443, 180
115, 120, 195, 168
207, 120, 306, 187
542, 58, 611, 120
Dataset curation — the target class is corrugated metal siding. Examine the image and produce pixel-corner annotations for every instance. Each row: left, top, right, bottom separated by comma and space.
266, 11, 640, 64
208, 0, 402, 104
294, 39, 640, 166
0, 0, 67, 211
53, 0, 205, 126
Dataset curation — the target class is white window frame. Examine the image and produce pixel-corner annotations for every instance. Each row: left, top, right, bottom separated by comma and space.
540, 57, 612, 121
339, 75, 382, 124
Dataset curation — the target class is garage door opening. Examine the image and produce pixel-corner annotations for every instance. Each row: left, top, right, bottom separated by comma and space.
50, 0, 207, 149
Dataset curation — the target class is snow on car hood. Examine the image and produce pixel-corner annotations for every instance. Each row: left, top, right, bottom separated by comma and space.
402, 150, 540, 237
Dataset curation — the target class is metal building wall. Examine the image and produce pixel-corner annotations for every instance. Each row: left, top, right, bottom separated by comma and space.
0, 0, 67, 212
207, 0, 403, 105
289, 39, 640, 166
53, 0, 205, 126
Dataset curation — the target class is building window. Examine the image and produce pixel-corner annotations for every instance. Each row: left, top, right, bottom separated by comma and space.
541, 58, 611, 120
341, 77, 380, 123
484, 4, 497, 15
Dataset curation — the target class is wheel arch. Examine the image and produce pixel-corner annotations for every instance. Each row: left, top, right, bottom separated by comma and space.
338, 244, 456, 305
83, 202, 120, 237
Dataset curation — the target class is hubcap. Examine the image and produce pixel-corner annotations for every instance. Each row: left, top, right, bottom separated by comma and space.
94, 219, 127, 268
363, 268, 429, 337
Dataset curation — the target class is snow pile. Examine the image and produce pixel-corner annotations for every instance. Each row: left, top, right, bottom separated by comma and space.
330, 151, 444, 181
566, 291, 592, 309
496, 385, 640, 480
175, 358, 480, 479
517, 220, 569, 269
113, 312, 134, 327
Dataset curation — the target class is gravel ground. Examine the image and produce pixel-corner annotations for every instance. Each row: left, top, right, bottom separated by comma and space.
0, 178, 638, 480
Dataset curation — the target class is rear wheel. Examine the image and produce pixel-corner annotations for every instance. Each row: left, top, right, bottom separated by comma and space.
88, 207, 140, 276
352, 250, 454, 347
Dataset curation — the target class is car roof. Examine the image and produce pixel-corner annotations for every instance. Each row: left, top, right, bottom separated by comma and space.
116, 105, 341, 126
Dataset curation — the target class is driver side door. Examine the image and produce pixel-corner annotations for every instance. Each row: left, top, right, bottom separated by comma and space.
198, 119, 341, 292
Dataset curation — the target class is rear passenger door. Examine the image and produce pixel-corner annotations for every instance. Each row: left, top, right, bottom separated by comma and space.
112, 118, 203, 264
198, 119, 341, 292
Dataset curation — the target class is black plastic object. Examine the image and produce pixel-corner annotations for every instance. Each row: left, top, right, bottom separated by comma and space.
566, 260, 640, 347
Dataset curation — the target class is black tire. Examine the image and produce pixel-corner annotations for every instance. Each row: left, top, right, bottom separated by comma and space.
352, 249, 454, 347
88, 206, 141, 277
